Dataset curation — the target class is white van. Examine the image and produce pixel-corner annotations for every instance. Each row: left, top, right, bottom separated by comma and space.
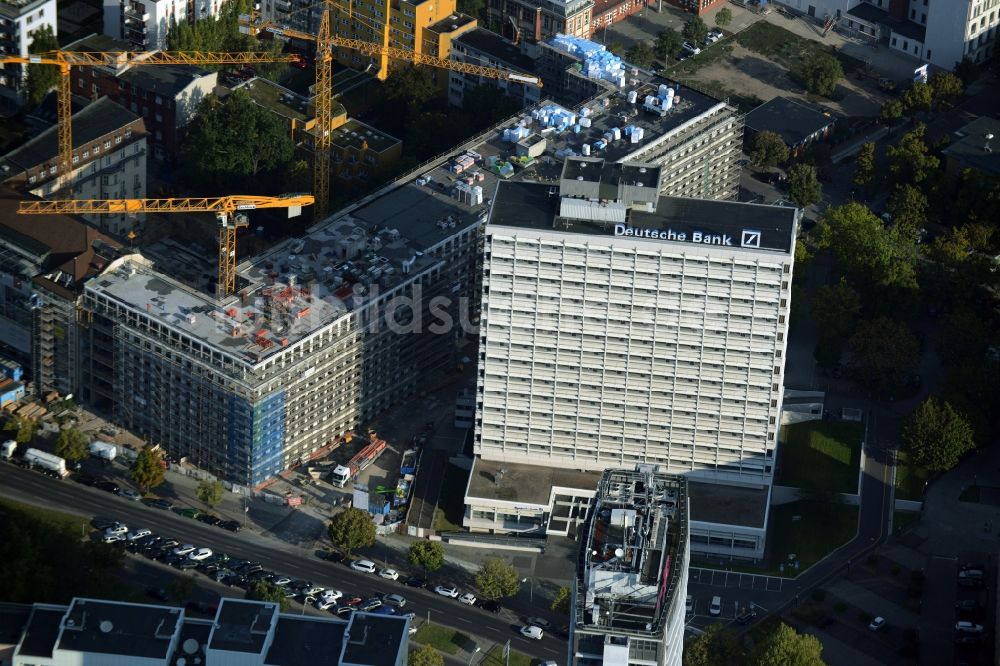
350, 559, 376, 573
709, 596, 722, 616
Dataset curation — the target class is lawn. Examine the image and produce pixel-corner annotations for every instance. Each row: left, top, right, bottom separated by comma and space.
767, 500, 858, 572
0, 497, 89, 536
776, 421, 864, 494
894, 451, 929, 501
412, 623, 470, 655
432, 463, 467, 532
735, 21, 864, 75
481, 645, 536, 666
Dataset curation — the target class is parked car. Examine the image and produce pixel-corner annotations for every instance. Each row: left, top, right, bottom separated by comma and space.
955, 621, 984, 634
350, 559, 376, 574
478, 600, 501, 613
709, 596, 722, 616
105, 523, 128, 536
868, 616, 886, 632
299, 585, 325, 596
403, 576, 426, 588
175, 559, 200, 570
188, 547, 213, 561
120, 489, 142, 501
526, 617, 552, 631
704, 28, 723, 44
435, 586, 459, 598
198, 514, 222, 526
316, 599, 338, 611
272, 576, 293, 587
319, 589, 343, 602
359, 598, 382, 612
955, 599, 983, 613
520, 625, 544, 640
91, 516, 117, 530
335, 606, 354, 617
178, 508, 201, 519
686, 595, 694, 614
379, 568, 399, 580
172, 544, 196, 557
372, 606, 397, 615
384, 594, 407, 608
102, 533, 124, 544
76, 474, 99, 487
150, 499, 173, 510
96, 480, 121, 494
320, 550, 345, 564
219, 520, 241, 532
127, 528, 152, 541
681, 41, 701, 56
458, 593, 477, 605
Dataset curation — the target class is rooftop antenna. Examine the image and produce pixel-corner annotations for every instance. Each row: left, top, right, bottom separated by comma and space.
985, 133, 994, 154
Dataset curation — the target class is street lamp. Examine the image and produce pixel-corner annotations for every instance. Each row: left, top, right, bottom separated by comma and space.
468, 645, 481, 665
521, 578, 533, 603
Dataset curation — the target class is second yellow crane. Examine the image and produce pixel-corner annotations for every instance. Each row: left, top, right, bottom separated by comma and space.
18, 194, 315, 298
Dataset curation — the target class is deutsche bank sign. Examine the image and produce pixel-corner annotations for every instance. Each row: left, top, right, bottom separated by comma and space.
614, 224, 763, 249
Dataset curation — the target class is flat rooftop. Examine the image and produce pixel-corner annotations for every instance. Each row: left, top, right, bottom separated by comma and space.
173, 618, 211, 666
15, 607, 64, 659
941, 115, 1000, 177
56, 599, 181, 659
490, 180, 797, 254
208, 599, 276, 654
264, 616, 347, 666
688, 481, 768, 528
241, 78, 324, 123
455, 27, 537, 72
467, 457, 602, 505
342, 613, 409, 666
330, 119, 400, 154
745, 96, 835, 147
427, 12, 477, 36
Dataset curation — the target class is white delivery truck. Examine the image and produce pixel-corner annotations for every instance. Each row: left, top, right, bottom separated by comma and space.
89, 441, 117, 462
23, 448, 68, 477
1, 440, 16, 460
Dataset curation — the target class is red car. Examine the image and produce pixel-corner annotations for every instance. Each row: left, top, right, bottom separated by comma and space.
345, 597, 363, 606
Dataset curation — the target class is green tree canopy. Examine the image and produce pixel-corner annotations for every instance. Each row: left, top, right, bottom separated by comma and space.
167, 574, 197, 601
887, 184, 928, 239
900, 81, 933, 115
655, 29, 684, 61
811, 278, 860, 341
408, 540, 445, 573
847, 318, 920, 395
474, 558, 520, 601
626, 41, 655, 69
245, 580, 290, 611
551, 586, 570, 615
880, 99, 904, 124
168, 0, 285, 76
787, 163, 822, 208
3, 415, 35, 445
408, 644, 444, 666
929, 71, 963, 108
196, 479, 224, 507
179, 89, 295, 192
130, 447, 165, 493
749, 131, 789, 168
934, 307, 993, 366
901, 396, 975, 471
797, 53, 843, 97
328, 507, 375, 557
55, 428, 89, 462
682, 16, 709, 44
384, 65, 438, 107
715, 7, 733, 27
684, 623, 744, 666
817, 202, 917, 290
887, 123, 939, 186
852, 141, 876, 192
25, 25, 59, 108
750, 622, 825, 666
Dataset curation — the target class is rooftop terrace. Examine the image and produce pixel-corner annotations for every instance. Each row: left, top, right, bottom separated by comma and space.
330, 119, 400, 153
467, 457, 602, 506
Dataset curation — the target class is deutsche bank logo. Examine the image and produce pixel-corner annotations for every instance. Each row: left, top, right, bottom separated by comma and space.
741, 229, 762, 248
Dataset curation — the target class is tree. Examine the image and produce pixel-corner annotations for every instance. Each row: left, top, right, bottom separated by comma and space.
953, 57, 979, 85
384, 65, 438, 107
934, 307, 992, 366
408, 645, 444, 666
179, 89, 295, 192
900, 81, 933, 115
811, 278, 860, 341
798, 53, 843, 97
749, 131, 789, 168
196, 479, 224, 507
456, 0, 484, 19
887, 184, 928, 238
408, 540, 445, 573
461, 84, 521, 127
682, 16, 709, 44
715, 7, 733, 27
852, 141, 876, 193
787, 163, 822, 208
55, 428, 89, 462
817, 203, 917, 290
130, 447, 166, 493
887, 123, 939, 186
551, 586, 571, 615
626, 41, 655, 69
474, 558, 520, 600
167, 574, 197, 601
847, 318, 920, 395
327, 508, 375, 557
25, 25, 59, 108
685, 624, 744, 666
655, 29, 684, 62
880, 99, 904, 124
750, 622, 824, 666
245, 580, 290, 611
928, 71, 963, 108
901, 396, 975, 471
4, 415, 36, 445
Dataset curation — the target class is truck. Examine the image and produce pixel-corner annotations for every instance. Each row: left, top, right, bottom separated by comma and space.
89, 441, 117, 461
23, 448, 67, 477
330, 435, 387, 488
1, 440, 15, 460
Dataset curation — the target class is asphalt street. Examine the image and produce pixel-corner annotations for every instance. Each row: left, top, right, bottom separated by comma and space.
0, 463, 566, 659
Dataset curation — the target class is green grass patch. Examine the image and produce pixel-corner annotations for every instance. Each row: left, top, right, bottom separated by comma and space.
412, 623, 469, 655
894, 451, 929, 501
0, 497, 89, 535
481, 645, 537, 666
432, 463, 467, 532
776, 421, 864, 493
768, 500, 858, 572
668, 41, 735, 77
735, 22, 864, 74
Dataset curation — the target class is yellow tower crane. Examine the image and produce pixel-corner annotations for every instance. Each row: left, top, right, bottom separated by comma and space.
17, 194, 314, 298
239, 9, 542, 218
0, 50, 305, 196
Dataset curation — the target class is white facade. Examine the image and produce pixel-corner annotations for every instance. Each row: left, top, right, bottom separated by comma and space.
0, 0, 58, 100
913, 0, 999, 67
475, 214, 794, 486
103, 0, 222, 50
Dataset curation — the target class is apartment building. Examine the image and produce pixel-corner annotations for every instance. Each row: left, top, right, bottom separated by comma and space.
8, 597, 410, 666
0, 0, 57, 102
487, 0, 594, 43
0, 97, 148, 235
68, 34, 217, 161
570, 468, 689, 666
591, 0, 649, 32
103, 0, 222, 50
330, 119, 403, 194
448, 28, 543, 108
